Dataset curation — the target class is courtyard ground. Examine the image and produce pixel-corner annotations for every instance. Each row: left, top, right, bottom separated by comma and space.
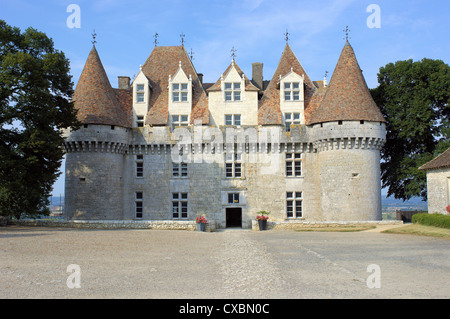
0, 225, 448, 299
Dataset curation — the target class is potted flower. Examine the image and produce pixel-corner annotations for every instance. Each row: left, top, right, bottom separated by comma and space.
196, 215, 207, 231
256, 211, 270, 231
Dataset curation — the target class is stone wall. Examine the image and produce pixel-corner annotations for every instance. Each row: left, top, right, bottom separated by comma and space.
425, 168, 450, 214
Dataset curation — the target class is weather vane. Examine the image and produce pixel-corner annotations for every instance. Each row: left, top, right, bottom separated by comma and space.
154, 32, 159, 47
324, 70, 328, 79
284, 29, 290, 44
343, 26, 351, 41
180, 32, 185, 46
189, 48, 195, 61
231, 46, 237, 60
91, 29, 97, 45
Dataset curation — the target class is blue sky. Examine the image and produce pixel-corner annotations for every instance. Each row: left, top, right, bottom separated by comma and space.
2, 0, 449, 196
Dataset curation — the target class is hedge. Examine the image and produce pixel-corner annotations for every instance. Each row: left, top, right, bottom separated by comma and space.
412, 213, 450, 229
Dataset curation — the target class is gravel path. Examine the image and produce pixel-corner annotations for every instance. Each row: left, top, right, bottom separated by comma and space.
1, 226, 449, 299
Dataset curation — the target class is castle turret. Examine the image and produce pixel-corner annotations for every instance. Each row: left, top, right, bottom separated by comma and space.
64, 45, 131, 220
310, 40, 386, 221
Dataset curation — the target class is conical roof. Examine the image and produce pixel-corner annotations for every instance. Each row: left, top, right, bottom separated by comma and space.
259, 44, 316, 125
72, 45, 131, 127
309, 41, 385, 124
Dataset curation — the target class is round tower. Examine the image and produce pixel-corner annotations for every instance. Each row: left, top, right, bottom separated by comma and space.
63, 45, 131, 220
309, 41, 386, 221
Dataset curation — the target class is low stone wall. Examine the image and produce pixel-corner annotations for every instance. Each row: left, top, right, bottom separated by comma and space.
252, 219, 403, 231
15, 219, 197, 231
13, 218, 402, 231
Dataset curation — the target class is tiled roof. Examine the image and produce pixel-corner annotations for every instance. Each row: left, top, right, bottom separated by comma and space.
258, 44, 317, 125
72, 46, 132, 127
419, 147, 450, 170
309, 41, 385, 124
142, 46, 209, 126
207, 60, 259, 92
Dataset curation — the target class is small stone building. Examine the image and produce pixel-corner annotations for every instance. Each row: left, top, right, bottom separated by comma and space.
419, 147, 450, 214
63, 39, 387, 228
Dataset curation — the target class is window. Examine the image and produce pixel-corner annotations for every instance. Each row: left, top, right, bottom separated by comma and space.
228, 193, 240, 204
172, 192, 188, 219
284, 112, 300, 132
284, 82, 301, 101
136, 84, 145, 103
135, 191, 143, 218
224, 82, 241, 101
173, 83, 188, 102
136, 115, 144, 127
225, 152, 242, 178
286, 192, 302, 218
225, 114, 241, 126
286, 152, 302, 177
172, 162, 188, 177
171, 115, 189, 130
136, 154, 144, 178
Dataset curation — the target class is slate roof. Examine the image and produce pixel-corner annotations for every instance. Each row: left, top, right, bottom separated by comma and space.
258, 44, 317, 125
72, 45, 132, 127
141, 46, 209, 126
419, 147, 450, 171
309, 41, 385, 124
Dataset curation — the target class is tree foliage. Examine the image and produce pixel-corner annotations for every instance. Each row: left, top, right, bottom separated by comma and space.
0, 20, 80, 219
371, 58, 450, 201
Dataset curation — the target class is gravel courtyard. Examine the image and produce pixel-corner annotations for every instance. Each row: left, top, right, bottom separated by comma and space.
0, 225, 449, 299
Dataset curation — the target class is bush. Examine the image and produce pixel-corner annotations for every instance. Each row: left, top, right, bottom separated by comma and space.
412, 213, 450, 229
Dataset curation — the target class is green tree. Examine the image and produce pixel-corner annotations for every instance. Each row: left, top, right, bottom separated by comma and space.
371, 58, 450, 201
0, 20, 80, 219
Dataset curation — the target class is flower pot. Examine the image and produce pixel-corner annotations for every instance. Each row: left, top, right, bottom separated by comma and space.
258, 219, 267, 231
196, 222, 205, 232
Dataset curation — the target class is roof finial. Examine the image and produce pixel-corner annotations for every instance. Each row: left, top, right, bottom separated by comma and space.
154, 32, 159, 47
231, 46, 237, 61
91, 29, 97, 45
180, 32, 185, 46
343, 26, 351, 41
324, 70, 328, 87
189, 48, 195, 61
284, 29, 290, 44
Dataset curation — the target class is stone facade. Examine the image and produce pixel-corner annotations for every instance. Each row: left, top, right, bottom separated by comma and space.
63, 40, 387, 229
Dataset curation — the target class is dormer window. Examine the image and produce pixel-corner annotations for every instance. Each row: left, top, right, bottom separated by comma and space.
224, 82, 241, 101
172, 83, 188, 102
136, 84, 145, 103
284, 82, 300, 101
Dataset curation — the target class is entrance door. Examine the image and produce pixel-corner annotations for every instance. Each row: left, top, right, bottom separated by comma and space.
226, 208, 242, 228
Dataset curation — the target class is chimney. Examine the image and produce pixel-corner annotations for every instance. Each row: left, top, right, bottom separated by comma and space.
197, 73, 203, 84
118, 76, 131, 90
252, 63, 263, 90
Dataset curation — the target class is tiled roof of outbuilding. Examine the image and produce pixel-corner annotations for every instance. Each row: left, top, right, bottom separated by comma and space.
309, 41, 385, 124
72, 46, 132, 127
141, 46, 209, 126
419, 147, 450, 171
258, 44, 317, 125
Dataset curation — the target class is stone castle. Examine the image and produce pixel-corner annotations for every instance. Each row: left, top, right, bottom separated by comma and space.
63, 39, 386, 229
